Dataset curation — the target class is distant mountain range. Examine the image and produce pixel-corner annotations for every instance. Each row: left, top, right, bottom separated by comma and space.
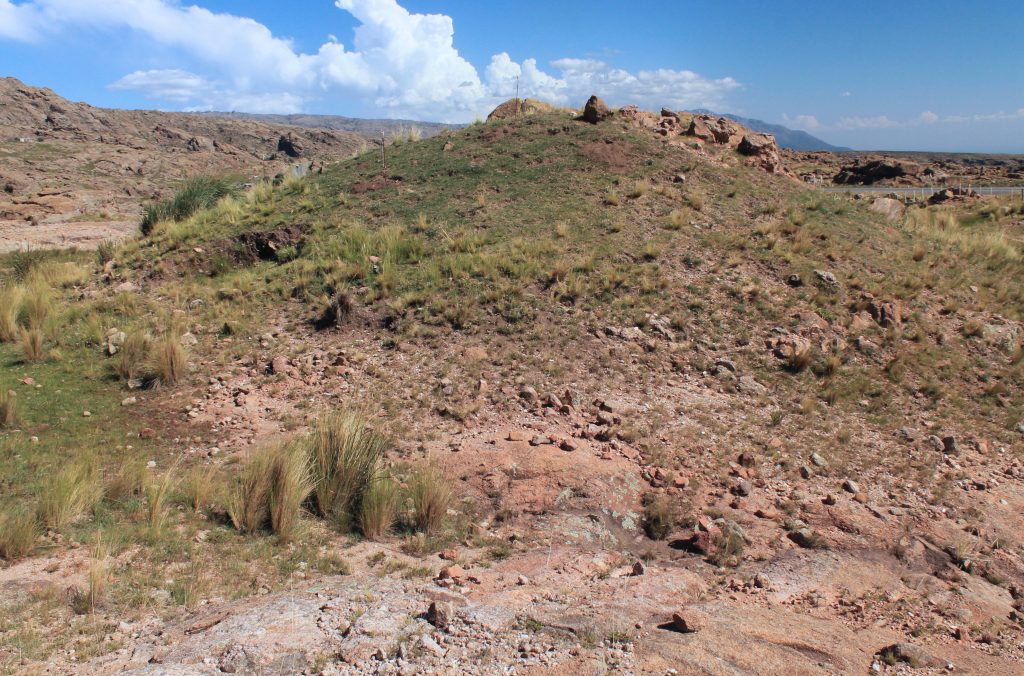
192, 111, 461, 138
691, 109, 849, 152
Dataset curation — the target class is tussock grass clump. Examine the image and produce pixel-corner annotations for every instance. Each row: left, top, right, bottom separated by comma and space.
0, 508, 37, 561
229, 442, 312, 541
270, 445, 313, 542
642, 493, 675, 540
184, 465, 216, 513
0, 388, 18, 428
37, 460, 102, 531
8, 248, 55, 282
113, 332, 150, 382
96, 241, 116, 266
149, 333, 187, 386
19, 327, 45, 362
106, 461, 147, 503
145, 469, 177, 537
308, 411, 390, 532
359, 477, 399, 540
407, 464, 452, 535
72, 538, 110, 614
627, 180, 649, 199
0, 285, 24, 342
141, 175, 242, 235
20, 283, 52, 331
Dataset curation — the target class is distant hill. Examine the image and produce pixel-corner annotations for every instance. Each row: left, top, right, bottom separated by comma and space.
192, 111, 462, 139
691, 109, 849, 151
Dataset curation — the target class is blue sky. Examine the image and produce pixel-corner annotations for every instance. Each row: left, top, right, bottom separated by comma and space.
2, 0, 1023, 151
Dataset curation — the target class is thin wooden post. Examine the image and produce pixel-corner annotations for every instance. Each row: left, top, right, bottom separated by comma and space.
380, 130, 386, 174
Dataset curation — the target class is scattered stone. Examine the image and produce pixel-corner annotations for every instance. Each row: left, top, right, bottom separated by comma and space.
82, 410, 91, 417
942, 436, 959, 454
667, 610, 707, 634
877, 643, 943, 668
814, 270, 839, 290
121, 396, 137, 407
437, 565, 466, 583
418, 634, 445, 657
426, 601, 452, 631
738, 375, 767, 395
519, 385, 538, 403
270, 356, 290, 375
842, 479, 859, 494
810, 453, 827, 467
732, 479, 752, 497
786, 274, 803, 287
787, 528, 820, 549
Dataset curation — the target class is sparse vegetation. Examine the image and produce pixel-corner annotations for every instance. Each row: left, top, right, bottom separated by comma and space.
0, 508, 36, 561
140, 175, 242, 235
37, 460, 101, 531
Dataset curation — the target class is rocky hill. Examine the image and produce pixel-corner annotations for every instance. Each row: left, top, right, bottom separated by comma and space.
787, 150, 1024, 187
0, 94, 1022, 675
192, 111, 460, 138
0, 77, 366, 252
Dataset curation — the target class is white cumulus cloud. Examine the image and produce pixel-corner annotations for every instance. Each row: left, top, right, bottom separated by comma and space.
0, 0, 42, 41
0, 0, 741, 122
835, 115, 898, 130
782, 113, 820, 130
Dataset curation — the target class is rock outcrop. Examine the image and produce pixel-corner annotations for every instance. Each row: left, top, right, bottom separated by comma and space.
582, 95, 612, 124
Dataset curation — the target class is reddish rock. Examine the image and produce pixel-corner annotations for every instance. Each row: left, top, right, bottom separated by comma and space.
668, 609, 708, 633
438, 565, 466, 582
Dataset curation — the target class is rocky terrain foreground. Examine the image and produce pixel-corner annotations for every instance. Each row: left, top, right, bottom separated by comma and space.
0, 77, 366, 253
0, 95, 1022, 675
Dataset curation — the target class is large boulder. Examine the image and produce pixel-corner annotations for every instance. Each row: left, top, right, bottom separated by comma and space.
277, 134, 305, 158
738, 133, 787, 174
685, 115, 740, 144
582, 95, 612, 124
869, 197, 906, 220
